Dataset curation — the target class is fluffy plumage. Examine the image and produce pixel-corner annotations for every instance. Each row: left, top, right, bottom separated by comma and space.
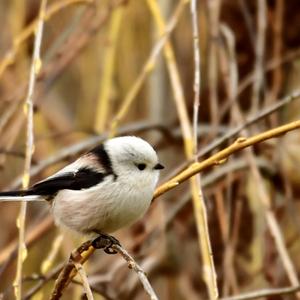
0, 136, 164, 235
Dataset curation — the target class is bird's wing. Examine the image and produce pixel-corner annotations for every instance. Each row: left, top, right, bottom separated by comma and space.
30, 167, 106, 196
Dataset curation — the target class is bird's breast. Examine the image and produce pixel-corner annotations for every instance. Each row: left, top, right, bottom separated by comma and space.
52, 176, 154, 234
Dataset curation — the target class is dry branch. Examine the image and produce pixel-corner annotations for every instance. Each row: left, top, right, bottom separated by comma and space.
50, 240, 158, 300
221, 285, 300, 300
147, 0, 218, 297
154, 120, 300, 198
14, 1, 47, 299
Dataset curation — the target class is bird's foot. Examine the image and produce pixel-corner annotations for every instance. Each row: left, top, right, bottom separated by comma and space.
92, 233, 121, 254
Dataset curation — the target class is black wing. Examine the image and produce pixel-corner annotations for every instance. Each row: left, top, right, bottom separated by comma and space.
28, 167, 106, 196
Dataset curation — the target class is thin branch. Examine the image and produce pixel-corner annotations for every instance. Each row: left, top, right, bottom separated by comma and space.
14, 1, 47, 299
168, 90, 300, 179
50, 240, 95, 300
191, 0, 201, 146
251, 0, 266, 113
0, 216, 53, 270
50, 240, 158, 300
220, 21, 300, 293
154, 119, 300, 199
41, 234, 64, 274
94, 6, 124, 133
110, 0, 187, 135
147, 0, 218, 298
73, 262, 94, 300
23, 263, 64, 300
111, 244, 159, 300
238, 47, 300, 96
0, 0, 93, 79
191, 0, 219, 298
237, 0, 255, 49
221, 285, 300, 300
198, 90, 300, 158
207, 0, 221, 135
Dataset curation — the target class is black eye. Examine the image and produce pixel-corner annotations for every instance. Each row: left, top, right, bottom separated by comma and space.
136, 163, 146, 171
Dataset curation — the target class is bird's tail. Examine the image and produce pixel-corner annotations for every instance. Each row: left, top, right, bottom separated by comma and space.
0, 190, 42, 202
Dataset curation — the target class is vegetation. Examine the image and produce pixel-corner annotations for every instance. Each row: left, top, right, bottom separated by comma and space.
1, 0, 300, 299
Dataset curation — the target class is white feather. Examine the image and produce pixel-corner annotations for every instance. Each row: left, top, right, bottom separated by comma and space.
0, 195, 42, 202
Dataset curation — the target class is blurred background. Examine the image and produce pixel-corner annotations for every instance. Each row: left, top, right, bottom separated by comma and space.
1, 0, 300, 299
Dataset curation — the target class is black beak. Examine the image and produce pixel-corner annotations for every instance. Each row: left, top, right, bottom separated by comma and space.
154, 163, 164, 170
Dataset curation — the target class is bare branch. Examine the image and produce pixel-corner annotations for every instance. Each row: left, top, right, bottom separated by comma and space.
14, 1, 47, 298
221, 285, 300, 300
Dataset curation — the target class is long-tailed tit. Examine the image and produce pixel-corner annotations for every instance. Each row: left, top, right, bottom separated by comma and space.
0, 136, 164, 247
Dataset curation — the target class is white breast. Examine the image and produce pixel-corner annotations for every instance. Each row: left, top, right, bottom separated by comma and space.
51, 174, 155, 235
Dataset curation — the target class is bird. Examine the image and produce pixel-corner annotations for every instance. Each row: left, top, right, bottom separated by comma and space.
0, 136, 164, 252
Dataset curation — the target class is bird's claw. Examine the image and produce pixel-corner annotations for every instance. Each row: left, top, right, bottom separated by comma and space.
92, 234, 121, 255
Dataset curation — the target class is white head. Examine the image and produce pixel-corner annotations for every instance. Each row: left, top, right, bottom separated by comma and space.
104, 136, 164, 189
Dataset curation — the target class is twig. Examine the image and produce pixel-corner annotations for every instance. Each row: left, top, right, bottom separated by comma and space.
41, 234, 64, 274
147, 0, 218, 298
50, 240, 95, 300
267, 0, 284, 126
111, 244, 159, 300
154, 119, 300, 199
191, 0, 218, 298
73, 262, 94, 300
251, 0, 266, 113
207, 0, 221, 135
0, 216, 53, 270
94, 5, 124, 132
191, 0, 201, 146
146, 0, 190, 151
221, 24, 300, 294
168, 90, 300, 180
238, 47, 300, 96
0, 0, 93, 79
221, 285, 300, 300
110, 0, 186, 135
0, 3, 96, 172
23, 263, 64, 300
50, 240, 158, 300
237, 0, 255, 49
198, 90, 300, 158
219, 22, 241, 295
14, 1, 47, 299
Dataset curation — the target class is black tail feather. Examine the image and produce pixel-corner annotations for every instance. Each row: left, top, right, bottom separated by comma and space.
0, 190, 33, 197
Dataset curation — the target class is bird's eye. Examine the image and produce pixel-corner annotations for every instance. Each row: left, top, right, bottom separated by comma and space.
136, 163, 146, 171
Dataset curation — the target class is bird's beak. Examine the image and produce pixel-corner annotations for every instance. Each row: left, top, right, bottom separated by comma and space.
154, 163, 164, 170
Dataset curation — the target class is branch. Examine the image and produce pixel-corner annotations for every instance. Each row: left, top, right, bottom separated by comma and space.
111, 244, 158, 300
50, 240, 158, 300
154, 119, 300, 199
0, 0, 93, 79
165, 90, 300, 182
110, 0, 187, 135
73, 261, 94, 300
221, 285, 300, 300
50, 240, 94, 300
14, 1, 47, 299
198, 89, 300, 158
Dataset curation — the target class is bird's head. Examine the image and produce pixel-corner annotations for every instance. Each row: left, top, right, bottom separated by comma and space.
104, 136, 164, 189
